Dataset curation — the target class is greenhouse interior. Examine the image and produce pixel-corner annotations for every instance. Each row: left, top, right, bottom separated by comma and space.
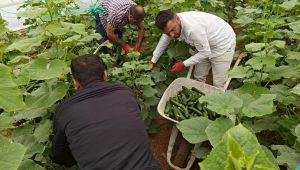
0, 0, 299, 170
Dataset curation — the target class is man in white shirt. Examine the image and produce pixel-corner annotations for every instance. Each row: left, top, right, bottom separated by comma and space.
150, 10, 236, 88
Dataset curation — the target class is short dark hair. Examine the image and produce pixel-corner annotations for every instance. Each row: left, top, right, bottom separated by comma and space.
129, 5, 145, 21
71, 54, 107, 87
155, 10, 175, 30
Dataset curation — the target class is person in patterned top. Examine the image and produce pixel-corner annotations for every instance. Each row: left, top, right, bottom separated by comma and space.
95, 0, 145, 54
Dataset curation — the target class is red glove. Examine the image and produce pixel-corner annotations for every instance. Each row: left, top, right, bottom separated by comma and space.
171, 61, 185, 73
122, 44, 131, 54
149, 61, 156, 69
134, 44, 140, 52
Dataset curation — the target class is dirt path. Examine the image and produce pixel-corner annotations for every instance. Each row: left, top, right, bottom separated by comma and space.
149, 116, 174, 169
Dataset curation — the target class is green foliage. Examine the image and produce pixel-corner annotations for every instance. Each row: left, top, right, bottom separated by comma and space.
291, 84, 300, 95
0, 64, 27, 112
176, 117, 212, 144
199, 92, 242, 116
0, 136, 26, 170
18, 159, 45, 170
242, 94, 276, 117
0, 0, 299, 169
271, 145, 300, 170
25, 80, 69, 109
205, 117, 234, 147
0, 115, 14, 131
6, 37, 44, 53
21, 58, 68, 81
199, 124, 278, 170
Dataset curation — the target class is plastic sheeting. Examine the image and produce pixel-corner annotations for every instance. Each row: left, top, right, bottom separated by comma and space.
0, 0, 92, 31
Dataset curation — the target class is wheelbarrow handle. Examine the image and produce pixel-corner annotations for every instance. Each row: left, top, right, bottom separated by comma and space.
167, 125, 197, 170
222, 52, 245, 91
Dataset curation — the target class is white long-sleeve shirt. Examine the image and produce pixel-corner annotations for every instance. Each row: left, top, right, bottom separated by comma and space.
151, 12, 236, 67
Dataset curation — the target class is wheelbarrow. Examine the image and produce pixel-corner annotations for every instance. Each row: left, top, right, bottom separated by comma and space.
157, 53, 245, 170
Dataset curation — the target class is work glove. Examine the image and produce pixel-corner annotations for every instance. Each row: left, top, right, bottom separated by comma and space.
122, 44, 131, 54
149, 61, 156, 69
134, 44, 140, 52
171, 61, 185, 73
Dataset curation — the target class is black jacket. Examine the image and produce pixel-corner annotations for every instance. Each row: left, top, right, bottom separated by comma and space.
50, 81, 161, 170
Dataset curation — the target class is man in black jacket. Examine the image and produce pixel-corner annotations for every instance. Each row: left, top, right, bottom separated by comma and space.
50, 54, 161, 170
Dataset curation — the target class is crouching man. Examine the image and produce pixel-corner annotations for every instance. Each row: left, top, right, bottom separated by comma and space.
50, 54, 161, 170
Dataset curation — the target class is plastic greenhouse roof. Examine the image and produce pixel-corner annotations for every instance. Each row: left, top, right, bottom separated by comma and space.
0, 0, 91, 31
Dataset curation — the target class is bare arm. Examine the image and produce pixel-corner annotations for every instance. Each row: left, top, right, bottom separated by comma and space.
106, 24, 127, 47
135, 22, 144, 47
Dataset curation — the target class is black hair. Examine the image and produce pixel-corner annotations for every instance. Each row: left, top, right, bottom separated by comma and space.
71, 54, 107, 87
155, 10, 175, 30
129, 5, 145, 21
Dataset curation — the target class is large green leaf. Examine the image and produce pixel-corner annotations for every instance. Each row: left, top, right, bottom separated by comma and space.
79, 33, 102, 42
295, 124, 300, 143
0, 24, 8, 36
192, 146, 210, 159
150, 69, 167, 83
0, 115, 14, 131
0, 64, 27, 112
144, 96, 160, 106
14, 108, 47, 121
18, 159, 45, 170
205, 118, 234, 147
234, 15, 254, 27
21, 58, 67, 80
243, 117, 279, 133
228, 66, 251, 79
242, 94, 276, 117
61, 22, 86, 35
38, 44, 66, 60
25, 80, 68, 109
0, 136, 26, 170
287, 51, 300, 60
142, 86, 158, 98
13, 134, 45, 159
246, 55, 276, 70
45, 23, 70, 36
270, 40, 286, 49
235, 83, 269, 99
200, 124, 277, 170
11, 124, 34, 141
135, 75, 155, 86
63, 35, 81, 43
6, 37, 43, 53
271, 84, 300, 106
245, 43, 265, 52
199, 92, 242, 116
291, 84, 300, 95
271, 145, 300, 170
176, 117, 212, 144
267, 65, 299, 80
33, 120, 52, 143
289, 21, 300, 34
279, 0, 299, 10
17, 7, 47, 19
8, 55, 31, 65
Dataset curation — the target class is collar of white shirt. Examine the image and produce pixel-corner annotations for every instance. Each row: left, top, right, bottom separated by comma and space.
177, 14, 186, 41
